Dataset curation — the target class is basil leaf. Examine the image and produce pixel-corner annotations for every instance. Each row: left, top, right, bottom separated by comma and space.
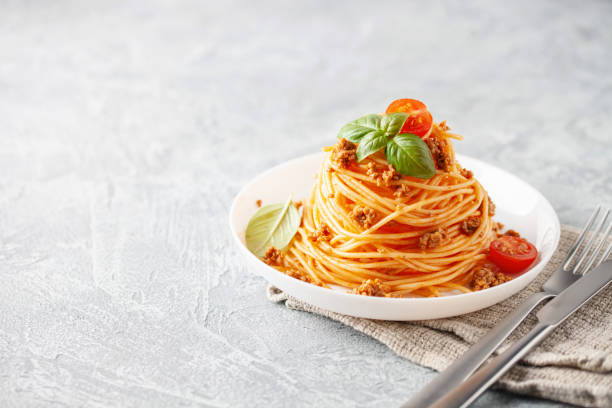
245, 196, 300, 257
385, 134, 436, 179
337, 114, 382, 143
380, 112, 409, 136
356, 131, 388, 162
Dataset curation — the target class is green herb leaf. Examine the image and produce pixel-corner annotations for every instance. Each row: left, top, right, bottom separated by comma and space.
337, 114, 382, 143
245, 196, 300, 257
385, 134, 436, 179
380, 112, 409, 136
337, 112, 435, 178
356, 131, 388, 162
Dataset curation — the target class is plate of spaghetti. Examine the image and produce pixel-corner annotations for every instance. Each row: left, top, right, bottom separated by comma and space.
230, 99, 560, 320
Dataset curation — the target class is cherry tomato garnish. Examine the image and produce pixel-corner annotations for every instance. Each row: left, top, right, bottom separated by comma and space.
489, 236, 538, 275
385, 98, 433, 138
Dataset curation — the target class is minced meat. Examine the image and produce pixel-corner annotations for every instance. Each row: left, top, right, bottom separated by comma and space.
367, 163, 401, 187
353, 279, 390, 297
382, 165, 401, 185
394, 184, 411, 198
351, 206, 377, 229
471, 264, 512, 291
504, 229, 520, 237
285, 268, 313, 284
263, 247, 283, 265
460, 168, 473, 179
332, 139, 357, 168
425, 135, 452, 171
308, 224, 332, 242
419, 228, 448, 249
461, 215, 481, 235
487, 195, 496, 216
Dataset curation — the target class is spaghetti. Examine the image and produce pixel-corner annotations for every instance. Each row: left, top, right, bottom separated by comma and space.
264, 122, 501, 297
255, 99, 536, 297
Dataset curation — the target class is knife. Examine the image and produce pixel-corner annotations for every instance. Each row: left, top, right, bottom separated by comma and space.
429, 260, 612, 408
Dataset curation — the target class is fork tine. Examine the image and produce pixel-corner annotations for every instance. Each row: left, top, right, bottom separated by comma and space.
563, 205, 602, 271
595, 240, 612, 268
579, 219, 612, 274
572, 208, 610, 274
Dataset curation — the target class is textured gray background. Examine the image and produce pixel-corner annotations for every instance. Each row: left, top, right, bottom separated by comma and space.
1, 0, 611, 407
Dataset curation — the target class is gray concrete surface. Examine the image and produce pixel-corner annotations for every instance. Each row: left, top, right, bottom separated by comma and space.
1, 0, 611, 406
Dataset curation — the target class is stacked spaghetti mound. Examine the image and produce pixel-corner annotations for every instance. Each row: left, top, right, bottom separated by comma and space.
268, 100, 501, 297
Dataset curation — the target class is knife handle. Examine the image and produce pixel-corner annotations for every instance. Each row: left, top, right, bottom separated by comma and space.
402, 291, 552, 408
429, 322, 555, 408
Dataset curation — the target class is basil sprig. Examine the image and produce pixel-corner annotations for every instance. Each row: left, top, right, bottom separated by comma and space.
245, 196, 300, 257
386, 135, 436, 179
337, 113, 435, 179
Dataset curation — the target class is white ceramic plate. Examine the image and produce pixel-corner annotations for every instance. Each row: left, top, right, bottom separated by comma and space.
229, 153, 560, 320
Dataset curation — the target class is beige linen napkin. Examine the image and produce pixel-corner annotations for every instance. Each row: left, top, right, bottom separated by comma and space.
268, 225, 612, 407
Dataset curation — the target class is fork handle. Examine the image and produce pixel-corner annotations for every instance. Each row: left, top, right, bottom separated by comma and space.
402, 291, 552, 408
429, 323, 555, 408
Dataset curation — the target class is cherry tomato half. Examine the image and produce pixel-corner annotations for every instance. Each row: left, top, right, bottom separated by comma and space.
385, 98, 433, 138
489, 236, 538, 275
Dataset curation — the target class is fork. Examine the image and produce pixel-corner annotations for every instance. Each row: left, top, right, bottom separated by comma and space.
403, 205, 612, 408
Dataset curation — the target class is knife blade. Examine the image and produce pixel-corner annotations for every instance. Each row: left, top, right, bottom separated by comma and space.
536, 259, 612, 325
429, 260, 612, 408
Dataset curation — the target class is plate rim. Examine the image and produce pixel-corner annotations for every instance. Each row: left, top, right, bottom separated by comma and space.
229, 152, 561, 306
